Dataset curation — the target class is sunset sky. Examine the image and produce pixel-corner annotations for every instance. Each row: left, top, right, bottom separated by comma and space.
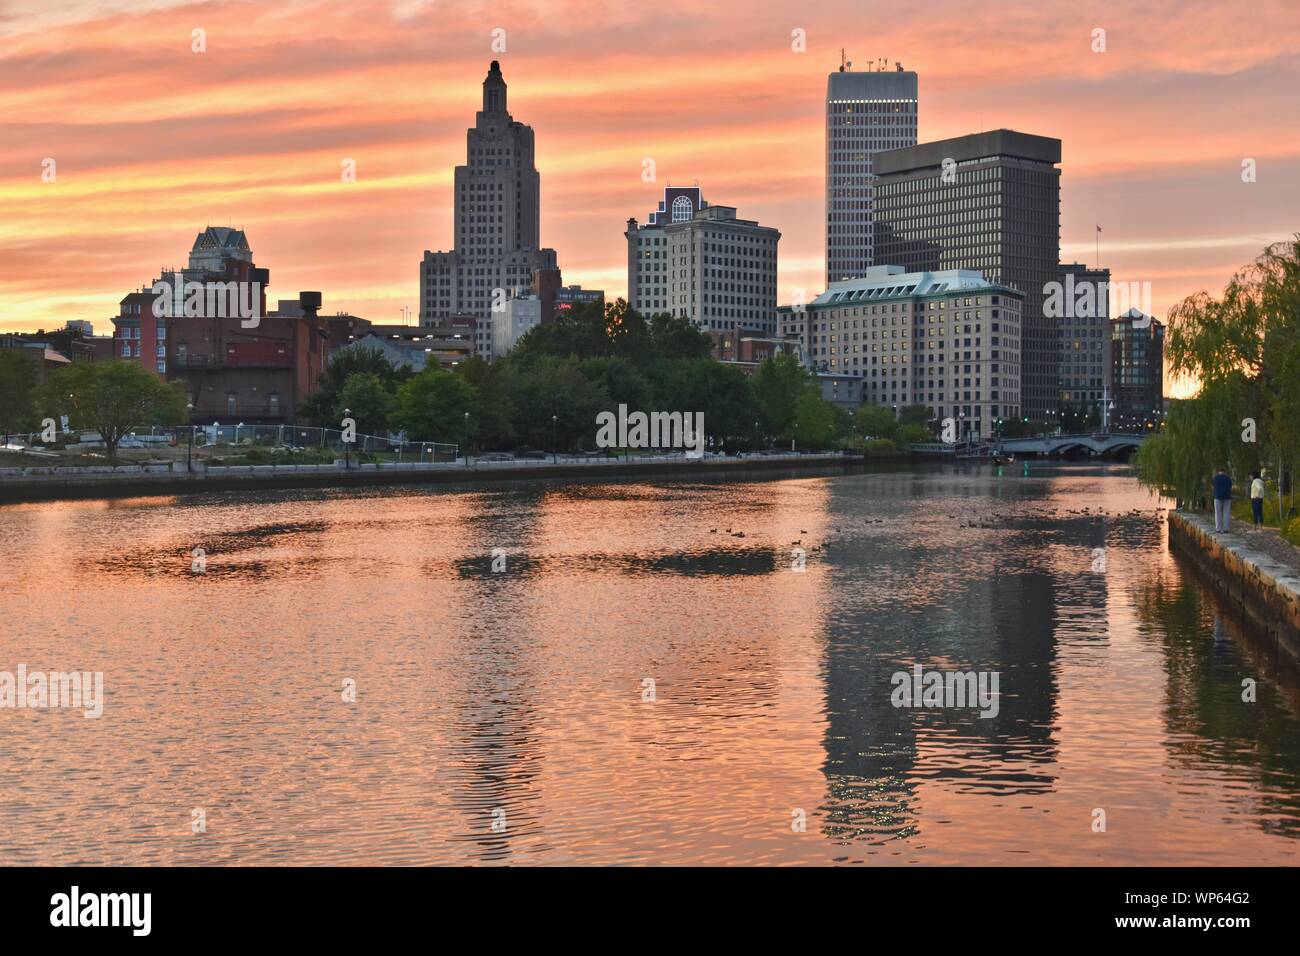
2, 0, 1298, 397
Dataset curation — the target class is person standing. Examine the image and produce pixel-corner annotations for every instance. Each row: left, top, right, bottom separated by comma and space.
1250, 470, 1266, 526
1212, 467, 1233, 532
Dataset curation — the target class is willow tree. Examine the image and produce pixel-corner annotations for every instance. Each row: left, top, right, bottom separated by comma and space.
1137, 236, 1300, 518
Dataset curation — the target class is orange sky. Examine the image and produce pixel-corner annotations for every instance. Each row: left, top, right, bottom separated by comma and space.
2, 0, 1298, 398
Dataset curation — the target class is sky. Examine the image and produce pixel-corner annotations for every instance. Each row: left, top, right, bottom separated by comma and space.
1, 0, 1298, 397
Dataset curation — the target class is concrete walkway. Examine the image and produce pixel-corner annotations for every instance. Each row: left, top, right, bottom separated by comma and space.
1169, 510, 1300, 646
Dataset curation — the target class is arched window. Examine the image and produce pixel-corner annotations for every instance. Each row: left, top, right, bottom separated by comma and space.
671, 195, 693, 222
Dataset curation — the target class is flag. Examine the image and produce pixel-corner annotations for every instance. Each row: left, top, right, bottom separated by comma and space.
1096, 225, 1102, 233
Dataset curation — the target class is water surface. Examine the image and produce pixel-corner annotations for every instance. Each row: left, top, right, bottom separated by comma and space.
2, 464, 1298, 864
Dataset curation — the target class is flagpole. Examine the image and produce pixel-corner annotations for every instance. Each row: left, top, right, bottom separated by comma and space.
1095, 224, 1100, 269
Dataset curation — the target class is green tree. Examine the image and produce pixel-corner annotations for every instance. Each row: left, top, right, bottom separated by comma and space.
392, 366, 478, 447
578, 356, 654, 411
511, 300, 618, 364
300, 347, 409, 426
456, 355, 516, 450
751, 352, 810, 440
644, 357, 758, 451
334, 372, 393, 437
854, 402, 898, 441
793, 387, 838, 449
507, 356, 611, 452
648, 313, 713, 360
0, 349, 41, 443
43, 360, 188, 460
1138, 236, 1300, 516
897, 403, 932, 427
897, 422, 931, 445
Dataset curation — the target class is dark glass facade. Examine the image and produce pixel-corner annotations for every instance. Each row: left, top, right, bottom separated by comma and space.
872, 131, 1061, 423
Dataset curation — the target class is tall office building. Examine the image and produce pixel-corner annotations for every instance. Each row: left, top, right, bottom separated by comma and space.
873, 130, 1061, 422
825, 62, 918, 284
625, 186, 780, 333
1111, 309, 1164, 431
777, 264, 1023, 439
1056, 263, 1111, 419
420, 61, 558, 358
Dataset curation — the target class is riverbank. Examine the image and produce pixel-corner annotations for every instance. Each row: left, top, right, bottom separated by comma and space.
1168, 510, 1300, 652
0, 451, 867, 504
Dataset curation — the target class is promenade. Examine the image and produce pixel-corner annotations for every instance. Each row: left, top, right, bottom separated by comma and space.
0, 451, 865, 503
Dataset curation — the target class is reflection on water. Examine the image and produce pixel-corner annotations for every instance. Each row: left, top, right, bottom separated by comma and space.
1, 464, 1298, 865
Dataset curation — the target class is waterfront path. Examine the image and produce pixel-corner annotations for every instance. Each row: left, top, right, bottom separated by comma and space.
0, 451, 866, 504
1169, 510, 1300, 645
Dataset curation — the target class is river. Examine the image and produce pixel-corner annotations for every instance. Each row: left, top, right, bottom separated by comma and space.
2, 463, 1297, 864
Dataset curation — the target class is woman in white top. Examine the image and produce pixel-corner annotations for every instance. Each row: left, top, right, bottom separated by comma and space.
1250, 470, 1266, 526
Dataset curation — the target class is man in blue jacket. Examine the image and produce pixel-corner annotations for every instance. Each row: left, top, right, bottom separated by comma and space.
1212, 467, 1233, 532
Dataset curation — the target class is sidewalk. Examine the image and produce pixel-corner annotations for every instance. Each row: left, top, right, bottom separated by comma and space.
1169, 511, 1300, 645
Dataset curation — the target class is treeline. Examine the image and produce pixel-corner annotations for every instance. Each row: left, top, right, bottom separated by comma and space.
0, 300, 949, 460
1135, 237, 1300, 522
300, 300, 928, 455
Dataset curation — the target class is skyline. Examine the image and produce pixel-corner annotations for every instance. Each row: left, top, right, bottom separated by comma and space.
3, 1, 1299, 399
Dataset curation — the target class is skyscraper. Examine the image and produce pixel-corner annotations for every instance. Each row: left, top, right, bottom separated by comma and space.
825, 61, 918, 285
420, 61, 558, 358
872, 130, 1061, 423
1111, 309, 1164, 431
625, 186, 780, 334
1056, 263, 1112, 420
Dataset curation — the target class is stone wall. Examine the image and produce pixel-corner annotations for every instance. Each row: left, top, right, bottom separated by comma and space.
1168, 511, 1300, 655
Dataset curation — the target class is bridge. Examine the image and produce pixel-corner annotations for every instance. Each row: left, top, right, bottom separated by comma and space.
912, 432, 1147, 459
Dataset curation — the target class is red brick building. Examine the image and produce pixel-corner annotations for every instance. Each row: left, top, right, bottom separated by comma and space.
111, 227, 328, 425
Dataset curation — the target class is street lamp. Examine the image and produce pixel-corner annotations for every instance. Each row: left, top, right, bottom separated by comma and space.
464, 411, 470, 467
186, 401, 194, 473
551, 414, 557, 464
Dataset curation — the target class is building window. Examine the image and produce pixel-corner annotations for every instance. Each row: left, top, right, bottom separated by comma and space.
226, 393, 237, 415
671, 196, 693, 223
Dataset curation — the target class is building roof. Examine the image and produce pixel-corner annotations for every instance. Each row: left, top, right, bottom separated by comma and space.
826, 69, 917, 101
191, 226, 250, 254
874, 129, 1061, 176
802, 266, 1023, 307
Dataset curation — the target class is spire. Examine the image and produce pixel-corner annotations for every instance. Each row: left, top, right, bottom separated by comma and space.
483, 60, 506, 113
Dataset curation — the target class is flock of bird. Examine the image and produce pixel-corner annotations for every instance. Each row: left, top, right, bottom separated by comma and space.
704, 506, 1169, 543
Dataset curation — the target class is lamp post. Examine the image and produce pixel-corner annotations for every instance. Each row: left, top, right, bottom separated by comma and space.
551, 415, 558, 464
464, 411, 470, 467
186, 401, 194, 473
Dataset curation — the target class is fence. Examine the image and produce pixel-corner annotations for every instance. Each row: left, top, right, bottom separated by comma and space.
2, 425, 459, 463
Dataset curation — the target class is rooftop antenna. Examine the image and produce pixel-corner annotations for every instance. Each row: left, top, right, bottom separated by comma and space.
839, 49, 847, 72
